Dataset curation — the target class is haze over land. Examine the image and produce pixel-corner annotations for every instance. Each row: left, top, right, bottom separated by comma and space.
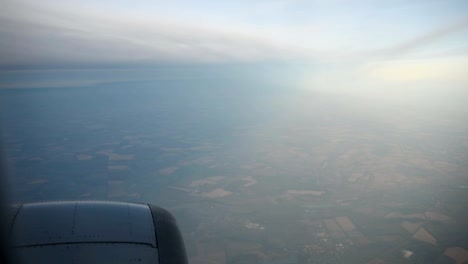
1, 1, 468, 263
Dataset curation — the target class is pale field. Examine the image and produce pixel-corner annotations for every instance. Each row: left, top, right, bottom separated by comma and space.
242, 176, 257, 187
178, 156, 215, 166
424, 211, 451, 223
27, 178, 48, 184
98, 150, 134, 160
200, 188, 232, 198
190, 176, 225, 187
159, 166, 178, 175
281, 190, 324, 201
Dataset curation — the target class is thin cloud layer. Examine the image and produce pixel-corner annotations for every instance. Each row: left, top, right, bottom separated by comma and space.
1, 0, 467, 69
369, 18, 468, 58
0, 0, 313, 68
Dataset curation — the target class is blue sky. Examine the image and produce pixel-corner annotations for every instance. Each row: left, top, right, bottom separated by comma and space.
0, 0, 467, 99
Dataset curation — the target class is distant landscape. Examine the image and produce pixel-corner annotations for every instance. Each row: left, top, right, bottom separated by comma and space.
1, 80, 467, 263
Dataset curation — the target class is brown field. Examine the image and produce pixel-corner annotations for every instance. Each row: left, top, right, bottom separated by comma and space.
401, 221, 423, 234
107, 180, 127, 197
444, 247, 468, 264
335, 216, 356, 232
413, 227, 437, 245
76, 154, 93, 160
287, 190, 324, 196
108, 165, 128, 171
324, 219, 347, 239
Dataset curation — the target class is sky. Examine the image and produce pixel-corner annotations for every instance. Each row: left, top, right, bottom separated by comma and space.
0, 0, 467, 101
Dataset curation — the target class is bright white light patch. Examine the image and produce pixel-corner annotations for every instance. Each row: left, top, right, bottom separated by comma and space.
402, 249, 414, 259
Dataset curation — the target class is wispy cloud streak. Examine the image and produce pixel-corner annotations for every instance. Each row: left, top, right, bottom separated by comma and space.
0, 0, 467, 69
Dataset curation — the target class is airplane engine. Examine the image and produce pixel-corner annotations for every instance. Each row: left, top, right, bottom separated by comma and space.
7, 201, 188, 264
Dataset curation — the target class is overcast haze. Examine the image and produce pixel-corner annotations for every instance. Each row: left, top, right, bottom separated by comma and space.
1, 1, 468, 263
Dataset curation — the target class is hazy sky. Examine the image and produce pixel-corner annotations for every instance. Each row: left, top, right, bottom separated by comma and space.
1, 0, 467, 99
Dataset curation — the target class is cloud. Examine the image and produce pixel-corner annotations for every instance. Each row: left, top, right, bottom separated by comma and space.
369, 18, 468, 58
1, 0, 467, 70
0, 0, 315, 68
